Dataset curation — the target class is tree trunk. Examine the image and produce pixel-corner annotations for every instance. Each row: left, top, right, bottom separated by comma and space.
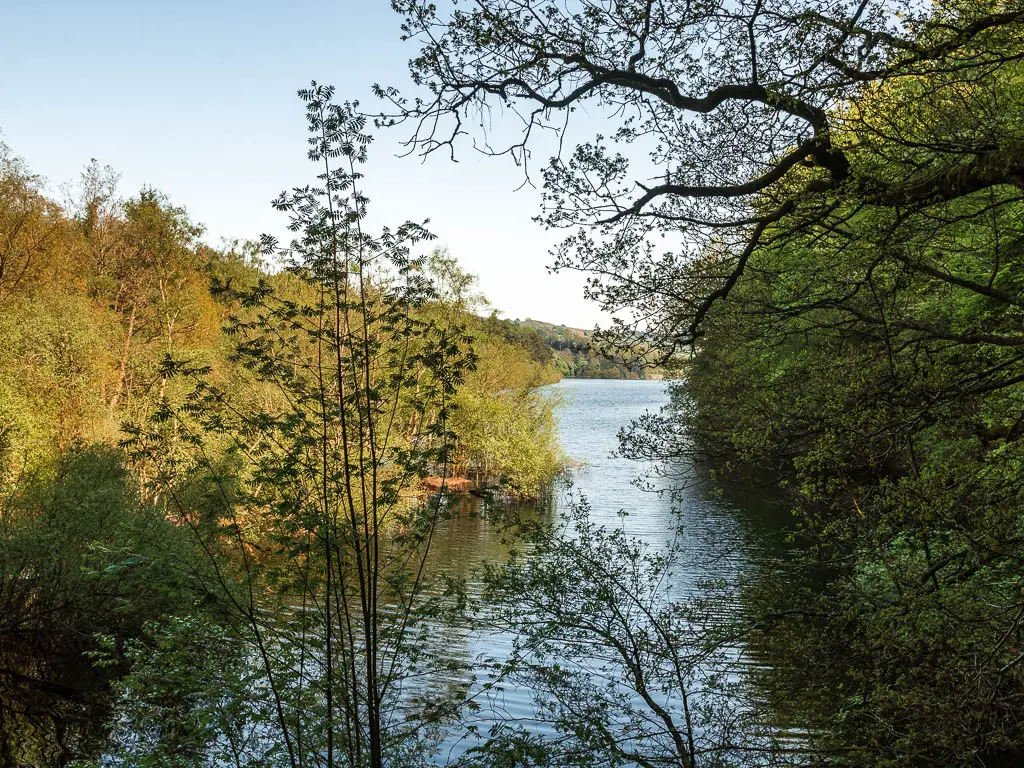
110, 301, 137, 410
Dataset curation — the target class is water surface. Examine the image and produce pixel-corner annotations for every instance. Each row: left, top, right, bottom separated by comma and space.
426, 378, 795, 762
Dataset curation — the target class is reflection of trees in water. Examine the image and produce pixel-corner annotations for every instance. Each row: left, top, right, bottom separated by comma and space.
0, 649, 111, 766
423, 493, 554, 582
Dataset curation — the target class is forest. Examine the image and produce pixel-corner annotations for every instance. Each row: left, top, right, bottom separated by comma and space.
0, 115, 567, 763
485, 318, 667, 379
2, 0, 1024, 765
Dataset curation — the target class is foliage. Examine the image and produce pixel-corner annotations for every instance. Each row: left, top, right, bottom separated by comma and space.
0, 142, 73, 303
389, 0, 1024, 764
0, 445, 208, 765
122, 85, 487, 768
0, 98, 565, 767
0, 291, 116, 481
452, 336, 562, 496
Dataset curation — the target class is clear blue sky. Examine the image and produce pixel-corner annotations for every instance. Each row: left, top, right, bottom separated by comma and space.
0, 0, 602, 327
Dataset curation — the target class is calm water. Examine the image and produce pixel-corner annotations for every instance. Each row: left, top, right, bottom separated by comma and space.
421, 378, 796, 762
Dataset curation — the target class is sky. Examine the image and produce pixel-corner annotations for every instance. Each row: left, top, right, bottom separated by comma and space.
0, 0, 604, 328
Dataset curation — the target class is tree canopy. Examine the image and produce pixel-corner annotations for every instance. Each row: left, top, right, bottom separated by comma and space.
387, 0, 1024, 763
387, 0, 1024, 357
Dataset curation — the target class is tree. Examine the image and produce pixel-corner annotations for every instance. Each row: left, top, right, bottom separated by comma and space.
0, 291, 114, 481
0, 143, 70, 304
451, 334, 562, 496
385, 0, 1024, 359
384, 1, 1024, 763
124, 84, 478, 768
94, 189, 206, 410
464, 497, 791, 768
418, 252, 563, 495
0, 445, 205, 764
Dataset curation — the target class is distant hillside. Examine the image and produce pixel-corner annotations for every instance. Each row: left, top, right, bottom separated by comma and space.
480, 315, 665, 380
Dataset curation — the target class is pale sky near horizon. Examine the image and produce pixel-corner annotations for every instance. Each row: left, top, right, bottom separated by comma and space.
0, 0, 606, 328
